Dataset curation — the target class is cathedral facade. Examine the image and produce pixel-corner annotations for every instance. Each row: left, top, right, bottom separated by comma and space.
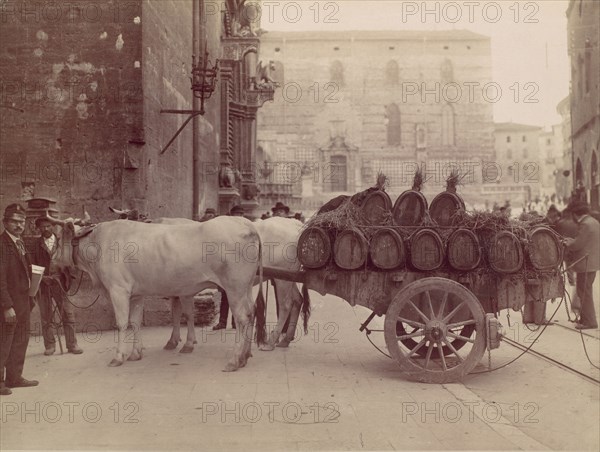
256, 30, 495, 211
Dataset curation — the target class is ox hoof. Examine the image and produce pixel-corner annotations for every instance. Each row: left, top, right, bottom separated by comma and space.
108, 358, 124, 367
128, 350, 143, 361
259, 344, 275, 351
222, 362, 239, 372
163, 340, 178, 350
276, 338, 291, 348
179, 345, 194, 353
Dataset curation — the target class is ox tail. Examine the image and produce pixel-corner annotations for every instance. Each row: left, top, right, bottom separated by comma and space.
301, 284, 311, 334
255, 237, 267, 346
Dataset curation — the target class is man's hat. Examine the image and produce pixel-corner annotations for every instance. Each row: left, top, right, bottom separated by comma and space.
230, 205, 245, 215
35, 215, 57, 227
567, 199, 590, 215
205, 208, 216, 215
272, 202, 290, 214
3, 203, 26, 220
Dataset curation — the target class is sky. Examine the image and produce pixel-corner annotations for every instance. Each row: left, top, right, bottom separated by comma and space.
258, 0, 571, 128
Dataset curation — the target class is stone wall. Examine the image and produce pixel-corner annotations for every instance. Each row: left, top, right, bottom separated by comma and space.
1, 0, 223, 331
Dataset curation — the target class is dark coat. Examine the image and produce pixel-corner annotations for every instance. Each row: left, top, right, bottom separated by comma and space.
30, 235, 71, 291
0, 231, 33, 320
567, 215, 600, 273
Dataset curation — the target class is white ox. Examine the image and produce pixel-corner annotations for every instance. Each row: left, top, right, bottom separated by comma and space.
51, 216, 266, 371
108, 208, 310, 352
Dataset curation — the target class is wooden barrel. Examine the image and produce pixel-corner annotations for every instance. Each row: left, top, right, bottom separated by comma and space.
361, 191, 392, 225
527, 226, 563, 271
410, 229, 445, 271
447, 229, 481, 271
333, 228, 368, 270
393, 190, 428, 226
488, 231, 523, 273
429, 192, 465, 226
369, 228, 405, 270
297, 227, 331, 268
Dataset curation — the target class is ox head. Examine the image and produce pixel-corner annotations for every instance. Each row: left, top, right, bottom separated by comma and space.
41, 215, 95, 270
109, 207, 151, 222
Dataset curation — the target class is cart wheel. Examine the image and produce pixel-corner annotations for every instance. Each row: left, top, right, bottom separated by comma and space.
384, 277, 486, 384
395, 321, 475, 358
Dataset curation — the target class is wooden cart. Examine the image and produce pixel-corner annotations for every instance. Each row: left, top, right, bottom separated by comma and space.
263, 263, 563, 384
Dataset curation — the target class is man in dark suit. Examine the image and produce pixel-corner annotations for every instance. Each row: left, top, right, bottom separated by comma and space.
564, 200, 600, 329
31, 216, 82, 356
1, 204, 39, 395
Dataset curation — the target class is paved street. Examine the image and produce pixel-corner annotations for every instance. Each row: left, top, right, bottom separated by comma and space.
1, 282, 599, 451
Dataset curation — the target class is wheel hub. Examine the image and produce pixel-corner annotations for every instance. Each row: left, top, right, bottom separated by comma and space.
425, 320, 446, 342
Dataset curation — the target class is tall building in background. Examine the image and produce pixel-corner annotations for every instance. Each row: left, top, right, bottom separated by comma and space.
256, 30, 494, 212
566, 0, 599, 209
491, 122, 542, 208
555, 95, 573, 201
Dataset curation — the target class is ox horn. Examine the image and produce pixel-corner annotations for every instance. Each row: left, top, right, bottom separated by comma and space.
109, 206, 128, 215
40, 214, 65, 226
74, 210, 92, 226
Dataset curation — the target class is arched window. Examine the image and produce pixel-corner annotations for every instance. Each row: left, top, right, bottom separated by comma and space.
385, 60, 399, 86
330, 155, 347, 192
385, 103, 401, 146
440, 58, 454, 83
441, 104, 455, 146
330, 60, 344, 87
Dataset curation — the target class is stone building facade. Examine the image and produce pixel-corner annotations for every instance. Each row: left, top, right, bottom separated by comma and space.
0, 0, 272, 329
256, 30, 495, 212
567, 0, 599, 209
491, 122, 542, 208
555, 95, 573, 201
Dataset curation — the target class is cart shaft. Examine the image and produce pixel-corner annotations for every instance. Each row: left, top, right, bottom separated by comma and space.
261, 266, 306, 283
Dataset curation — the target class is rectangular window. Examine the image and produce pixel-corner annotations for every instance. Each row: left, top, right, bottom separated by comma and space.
522, 135, 527, 142
506, 136, 511, 143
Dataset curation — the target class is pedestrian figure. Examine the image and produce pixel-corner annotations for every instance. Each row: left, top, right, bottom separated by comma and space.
1, 204, 39, 395
564, 200, 600, 329
31, 217, 83, 356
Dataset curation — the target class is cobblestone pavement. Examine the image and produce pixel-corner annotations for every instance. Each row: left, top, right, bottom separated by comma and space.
1, 281, 599, 451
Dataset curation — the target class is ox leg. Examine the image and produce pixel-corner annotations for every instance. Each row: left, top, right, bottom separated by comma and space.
128, 295, 144, 361
223, 290, 254, 372
261, 280, 293, 351
164, 297, 182, 350
108, 289, 132, 366
179, 296, 197, 353
277, 286, 302, 348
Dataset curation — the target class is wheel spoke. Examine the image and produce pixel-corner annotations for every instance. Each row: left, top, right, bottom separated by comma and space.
437, 291, 449, 318
425, 290, 435, 318
408, 299, 430, 323
442, 338, 464, 362
408, 338, 427, 357
397, 331, 425, 341
396, 317, 425, 329
439, 342, 448, 370
423, 342, 434, 369
442, 301, 466, 323
447, 331, 476, 343
446, 319, 476, 330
